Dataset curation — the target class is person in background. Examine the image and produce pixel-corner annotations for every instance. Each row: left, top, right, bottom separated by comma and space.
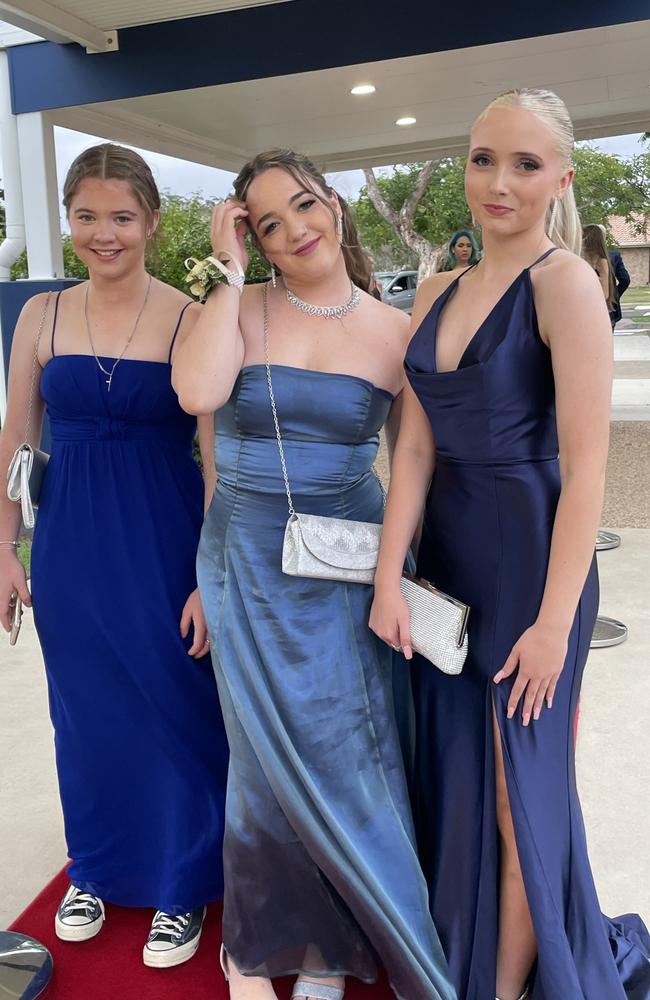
446, 229, 481, 272
0, 143, 228, 968
597, 224, 631, 330
582, 223, 618, 329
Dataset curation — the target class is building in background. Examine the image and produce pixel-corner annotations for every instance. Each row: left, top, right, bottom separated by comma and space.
609, 215, 650, 287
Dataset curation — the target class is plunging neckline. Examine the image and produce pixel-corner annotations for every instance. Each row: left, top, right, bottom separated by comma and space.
432, 247, 557, 374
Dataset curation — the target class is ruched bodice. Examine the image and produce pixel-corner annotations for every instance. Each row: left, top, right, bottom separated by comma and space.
214, 364, 392, 502
406, 269, 558, 465
197, 364, 455, 1000
41, 355, 197, 449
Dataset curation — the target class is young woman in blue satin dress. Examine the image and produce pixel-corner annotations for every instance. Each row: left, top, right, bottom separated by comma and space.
0, 144, 228, 968
172, 150, 455, 1000
371, 89, 650, 1000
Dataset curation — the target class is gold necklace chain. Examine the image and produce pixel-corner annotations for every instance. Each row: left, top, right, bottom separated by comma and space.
84, 275, 153, 392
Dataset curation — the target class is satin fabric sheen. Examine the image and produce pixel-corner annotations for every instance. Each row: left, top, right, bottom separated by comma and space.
405, 251, 650, 999
197, 364, 455, 1000
31, 348, 228, 913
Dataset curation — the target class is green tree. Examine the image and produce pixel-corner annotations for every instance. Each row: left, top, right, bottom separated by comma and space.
353, 159, 474, 277
572, 146, 650, 232
353, 146, 650, 271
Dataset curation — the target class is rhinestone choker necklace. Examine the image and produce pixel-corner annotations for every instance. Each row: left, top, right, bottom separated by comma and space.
284, 280, 360, 319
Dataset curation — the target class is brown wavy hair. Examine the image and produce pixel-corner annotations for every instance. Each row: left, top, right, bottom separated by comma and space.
233, 149, 373, 293
63, 143, 160, 228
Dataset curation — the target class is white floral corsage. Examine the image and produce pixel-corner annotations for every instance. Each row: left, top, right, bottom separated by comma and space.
184, 255, 245, 301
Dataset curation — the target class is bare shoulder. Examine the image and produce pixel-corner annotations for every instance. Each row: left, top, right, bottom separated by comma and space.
409, 271, 456, 334
15, 289, 61, 349
153, 276, 194, 309
532, 250, 602, 307
363, 291, 411, 343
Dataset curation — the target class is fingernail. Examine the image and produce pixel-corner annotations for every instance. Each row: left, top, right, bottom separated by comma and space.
533, 710, 540, 721
547, 699, 553, 709
507, 708, 513, 719
403, 645, 413, 659
523, 714, 530, 726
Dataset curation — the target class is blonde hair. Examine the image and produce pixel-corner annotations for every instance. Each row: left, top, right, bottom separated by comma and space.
63, 143, 161, 227
233, 149, 373, 293
475, 88, 582, 255
582, 223, 616, 309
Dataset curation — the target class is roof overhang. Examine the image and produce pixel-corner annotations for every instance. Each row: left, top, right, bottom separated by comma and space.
3, 0, 650, 172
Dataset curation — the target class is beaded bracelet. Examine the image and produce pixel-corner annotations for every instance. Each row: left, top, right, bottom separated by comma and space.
184, 254, 245, 302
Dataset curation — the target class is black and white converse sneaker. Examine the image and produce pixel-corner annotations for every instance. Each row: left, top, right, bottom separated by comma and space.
55, 884, 105, 941
142, 906, 206, 968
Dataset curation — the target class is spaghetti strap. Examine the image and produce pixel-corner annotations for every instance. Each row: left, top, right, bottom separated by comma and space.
529, 246, 558, 269
50, 290, 63, 357
168, 302, 192, 363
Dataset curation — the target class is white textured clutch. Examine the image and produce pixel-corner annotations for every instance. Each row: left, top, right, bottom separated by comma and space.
400, 574, 469, 675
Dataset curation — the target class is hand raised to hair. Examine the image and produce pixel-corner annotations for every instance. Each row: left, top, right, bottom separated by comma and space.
210, 200, 249, 274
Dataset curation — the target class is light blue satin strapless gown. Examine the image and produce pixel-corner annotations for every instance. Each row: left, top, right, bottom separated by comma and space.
197, 364, 455, 1000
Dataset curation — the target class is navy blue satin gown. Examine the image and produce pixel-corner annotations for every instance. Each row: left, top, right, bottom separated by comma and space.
197, 364, 455, 1000
405, 249, 650, 999
31, 296, 228, 914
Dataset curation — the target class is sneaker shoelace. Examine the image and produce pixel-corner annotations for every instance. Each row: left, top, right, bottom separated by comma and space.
62, 890, 100, 918
149, 911, 191, 941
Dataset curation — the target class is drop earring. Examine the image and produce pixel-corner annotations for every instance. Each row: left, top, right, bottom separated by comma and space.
271, 264, 277, 289
336, 214, 343, 244
548, 198, 559, 235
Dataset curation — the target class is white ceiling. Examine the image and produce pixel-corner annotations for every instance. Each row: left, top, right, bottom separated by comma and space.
47, 20, 650, 172
0, 0, 291, 48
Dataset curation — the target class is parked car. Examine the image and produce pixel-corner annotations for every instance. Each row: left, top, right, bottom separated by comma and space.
375, 270, 418, 314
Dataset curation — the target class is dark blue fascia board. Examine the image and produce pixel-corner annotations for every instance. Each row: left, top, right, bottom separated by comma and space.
8, 0, 650, 115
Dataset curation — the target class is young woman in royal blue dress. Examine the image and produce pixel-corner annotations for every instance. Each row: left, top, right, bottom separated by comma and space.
371, 89, 650, 1000
0, 144, 228, 968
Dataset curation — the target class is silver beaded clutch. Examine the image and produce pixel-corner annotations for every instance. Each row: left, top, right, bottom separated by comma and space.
400, 574, 469, 675
282, 512, 381, 584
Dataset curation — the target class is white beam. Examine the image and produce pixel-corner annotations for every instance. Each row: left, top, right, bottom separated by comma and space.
16, 111, 64, 279
0, 2, 117, 51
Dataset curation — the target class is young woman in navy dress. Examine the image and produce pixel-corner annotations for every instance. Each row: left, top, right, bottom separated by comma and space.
371, 89, 650, 999
0, 144, 228, 967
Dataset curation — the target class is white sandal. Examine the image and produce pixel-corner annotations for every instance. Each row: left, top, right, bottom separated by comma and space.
292, 981, 345, 1000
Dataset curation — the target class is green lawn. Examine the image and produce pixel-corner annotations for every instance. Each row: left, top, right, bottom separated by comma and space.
622, 287, 650, 305
18, 537, 31, 576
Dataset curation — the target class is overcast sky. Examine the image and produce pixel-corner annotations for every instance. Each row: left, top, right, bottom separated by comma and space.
51, 126, 646, 212
0, 125, 644, 229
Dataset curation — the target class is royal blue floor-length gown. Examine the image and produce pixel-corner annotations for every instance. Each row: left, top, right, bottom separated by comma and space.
405, 249, 650, 999
31, 296, 228, 914
197, 363, 456, 1000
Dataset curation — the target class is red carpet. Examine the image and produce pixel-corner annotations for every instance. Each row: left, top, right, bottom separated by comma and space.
10, 868, 392, 999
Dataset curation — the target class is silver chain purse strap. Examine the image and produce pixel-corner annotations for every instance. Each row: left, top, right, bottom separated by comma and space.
263, 284, 382, 585
263, 285, 469, 673
7, 292, 53, 529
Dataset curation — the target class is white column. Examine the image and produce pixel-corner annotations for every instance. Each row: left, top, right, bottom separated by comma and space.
16, 111, 64, 279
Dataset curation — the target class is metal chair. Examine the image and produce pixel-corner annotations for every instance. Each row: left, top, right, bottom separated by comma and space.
591, 616, 628, 648
591, 531, 628, 649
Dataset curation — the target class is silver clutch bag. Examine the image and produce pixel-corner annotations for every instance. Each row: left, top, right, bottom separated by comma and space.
263, 285, 382, 587
282, 511, 381, 584
6, 292, 52, 530
7, 444, 49, 530
400, 574, 469, 675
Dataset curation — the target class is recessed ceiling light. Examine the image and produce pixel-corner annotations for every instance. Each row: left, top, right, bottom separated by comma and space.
396, 116, 417, 126
351, 84, 376, 96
